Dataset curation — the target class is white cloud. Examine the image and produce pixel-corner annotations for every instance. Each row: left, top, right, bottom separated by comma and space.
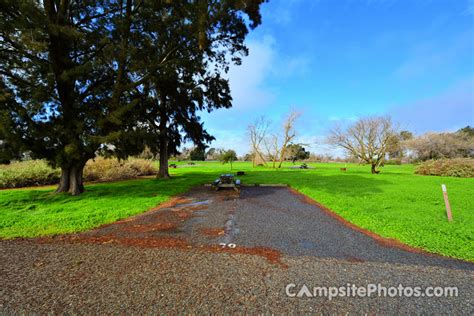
207, 129, 249, 156
201, 33, 313, 155
225, 35, 276, 110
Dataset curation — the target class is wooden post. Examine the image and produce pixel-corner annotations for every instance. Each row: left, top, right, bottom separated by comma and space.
441, 184, 453, 222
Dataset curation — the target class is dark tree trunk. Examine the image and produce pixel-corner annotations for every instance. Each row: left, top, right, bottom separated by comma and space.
158, 137, 170, 179
56, 167, 71, 193
158, 110, 170, 179
371, 164, 380, 174
55, 161, 86, 195
68, 164, 85, 195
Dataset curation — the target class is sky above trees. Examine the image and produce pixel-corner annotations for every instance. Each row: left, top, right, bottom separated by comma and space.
202, 0, 474, 155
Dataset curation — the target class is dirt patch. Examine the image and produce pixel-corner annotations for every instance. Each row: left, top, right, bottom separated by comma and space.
122, 223, 178, 233
97, 197, 194, 228
115, 200, 208, 234
213, 190, 240, 202
200, 228, 225, 237
148, 208, 197, 223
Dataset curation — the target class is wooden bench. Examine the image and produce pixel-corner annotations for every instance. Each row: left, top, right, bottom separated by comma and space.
169, 164, 177, 169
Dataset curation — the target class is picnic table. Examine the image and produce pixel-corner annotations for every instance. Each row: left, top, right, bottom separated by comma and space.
212, 174, 241, 192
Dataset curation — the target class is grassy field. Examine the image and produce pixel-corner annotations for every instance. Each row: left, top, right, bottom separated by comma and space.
0, 161, 473, 260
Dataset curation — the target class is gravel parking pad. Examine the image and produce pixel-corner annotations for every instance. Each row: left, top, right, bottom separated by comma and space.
1, 186, 472, 313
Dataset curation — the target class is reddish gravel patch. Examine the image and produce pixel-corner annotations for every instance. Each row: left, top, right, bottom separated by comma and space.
37, 234, 287, 267
122, 223, 178, 233
200, 228, 225, 237
214, 246, 287, 267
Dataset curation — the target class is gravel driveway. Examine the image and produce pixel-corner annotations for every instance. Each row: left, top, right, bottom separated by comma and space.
1, 186, 473, 313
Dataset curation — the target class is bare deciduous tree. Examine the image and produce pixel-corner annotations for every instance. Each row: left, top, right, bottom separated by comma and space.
263, 134, 280, 168
277, 111, 300, 168
262, 111, 301, 168
328, 116, 396, 174
248, 116, 270, 166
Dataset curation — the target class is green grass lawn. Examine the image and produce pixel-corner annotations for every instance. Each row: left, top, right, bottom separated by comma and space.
1, 161, 473, 261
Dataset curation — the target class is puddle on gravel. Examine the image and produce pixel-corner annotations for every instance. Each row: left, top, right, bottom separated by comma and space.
174, 199, 210, 208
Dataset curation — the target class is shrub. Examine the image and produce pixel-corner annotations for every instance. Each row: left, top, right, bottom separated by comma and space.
0, 158, 157, 189
125, 158, 157, 176
0, 160, 60, 188
84, 157, 157, 182
415, 158, 474, 178
384, 158, 402, 165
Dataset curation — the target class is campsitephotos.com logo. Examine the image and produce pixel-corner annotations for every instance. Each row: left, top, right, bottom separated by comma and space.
285, 283, 459, 300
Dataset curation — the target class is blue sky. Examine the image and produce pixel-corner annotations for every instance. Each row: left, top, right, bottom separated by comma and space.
201, 0, 474, 156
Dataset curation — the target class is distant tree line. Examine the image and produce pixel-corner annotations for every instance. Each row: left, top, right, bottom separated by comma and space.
405, 127, 473, 161
170, 119, 472, 177
328, 115, 473, 174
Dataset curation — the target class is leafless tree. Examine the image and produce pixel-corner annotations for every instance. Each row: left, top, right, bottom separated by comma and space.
263, 134, 280, 168
277, 111, 300, 168
248, 116, 270, 166
262, 111, 301, 168
328, 116, 396, 174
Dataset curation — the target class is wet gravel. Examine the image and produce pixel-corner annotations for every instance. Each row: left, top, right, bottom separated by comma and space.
1, 186, 473, 313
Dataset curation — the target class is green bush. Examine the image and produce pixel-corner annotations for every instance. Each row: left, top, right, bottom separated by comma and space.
0, 160, 60, 188
415, 158, 474, 178
0, 158, 157, 188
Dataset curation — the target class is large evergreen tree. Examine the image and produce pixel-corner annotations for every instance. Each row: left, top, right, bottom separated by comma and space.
125, 0, 266, 178
1, 0, 266, 192
0, 0, 146, 194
